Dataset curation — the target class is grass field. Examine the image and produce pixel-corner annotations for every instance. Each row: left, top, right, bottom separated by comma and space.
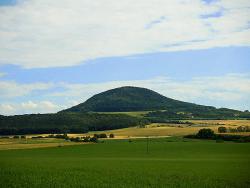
0, 137, 249, 188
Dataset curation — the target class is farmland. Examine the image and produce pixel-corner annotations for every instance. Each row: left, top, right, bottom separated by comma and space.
0, 137, 249, 188
0, 138, 81, 150
78, 119, 250, 138
0, 119, 250, 188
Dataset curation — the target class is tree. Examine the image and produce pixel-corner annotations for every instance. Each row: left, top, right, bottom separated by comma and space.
109, 133, 115, 138
99, 133, 107, 138
196, 128, 215, 139
218, 126, 227, 133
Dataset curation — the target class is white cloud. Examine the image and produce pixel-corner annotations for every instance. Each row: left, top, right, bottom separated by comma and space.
0, 0, 249, 68
0, 81, 53, 98
0, 100, 62, 115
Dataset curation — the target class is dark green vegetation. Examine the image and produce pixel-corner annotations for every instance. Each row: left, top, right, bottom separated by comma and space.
218, 126, 250, 133
61, 86, 204, 112
0, 138, 249, 188
0, 113, 147, 135
185, 128, 250, 142
1, 86, 250, 135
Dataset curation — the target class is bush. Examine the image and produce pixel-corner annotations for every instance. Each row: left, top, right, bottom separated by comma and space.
13, 135, 20, 139
99, 133, 107, 138
109, 133, 115, 138
185, 132, 250, 143
90, 136, 98, 143
82, 136, 90, 142
218, 126, 227, 133
196, 128, 215, 139
69, 137, 81, 142
20, 135, 26, 139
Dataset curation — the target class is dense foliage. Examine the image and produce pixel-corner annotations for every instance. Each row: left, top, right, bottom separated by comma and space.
218, 126, 250, 133
146, 108, 250, 120
185, 128, 250, 142
0, 113, 147, 135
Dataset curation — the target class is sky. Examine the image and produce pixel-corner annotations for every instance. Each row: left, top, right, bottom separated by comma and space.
0, 0, 250, 115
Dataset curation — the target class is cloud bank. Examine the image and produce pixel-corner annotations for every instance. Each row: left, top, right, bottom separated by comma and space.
0, 0, 249, 68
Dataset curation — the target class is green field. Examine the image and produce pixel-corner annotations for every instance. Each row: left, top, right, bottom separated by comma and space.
0, 137, 249, 188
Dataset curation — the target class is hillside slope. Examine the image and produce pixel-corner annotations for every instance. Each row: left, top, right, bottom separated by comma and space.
61, 86, 215, 113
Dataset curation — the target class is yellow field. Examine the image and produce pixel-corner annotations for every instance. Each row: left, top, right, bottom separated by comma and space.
186, 119, 250, 126
0, 138, 83, 150
80, 120, 250, 138
1, 120, 249, 149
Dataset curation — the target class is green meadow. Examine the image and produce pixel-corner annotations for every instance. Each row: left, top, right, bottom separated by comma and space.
0, 137, 249, 188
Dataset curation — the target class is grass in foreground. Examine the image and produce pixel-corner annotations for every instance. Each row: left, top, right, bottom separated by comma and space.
0, 137, 249, 188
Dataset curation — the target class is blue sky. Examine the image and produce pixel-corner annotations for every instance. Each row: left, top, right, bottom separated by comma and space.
0, 0, 250, 115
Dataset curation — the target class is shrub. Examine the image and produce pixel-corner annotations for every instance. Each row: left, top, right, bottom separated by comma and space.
20, 135, 26, 139
90, 136, 98, 143
196, 128, 215, 139
109, 133, 115, 138
13, 135, 20, 139
70, 137, 81, 142
99, 133, 107, 138
82, 136, 90, 142
218, 126, 227, 133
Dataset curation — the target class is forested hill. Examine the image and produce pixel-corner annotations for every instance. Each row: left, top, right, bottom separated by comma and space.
60, 86, 246, 117
61, 86, 216, 113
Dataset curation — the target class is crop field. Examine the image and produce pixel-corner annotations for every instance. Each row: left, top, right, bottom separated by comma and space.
81, 120, 250, 138
0, 138, 80, 150
0, 137, 249, 188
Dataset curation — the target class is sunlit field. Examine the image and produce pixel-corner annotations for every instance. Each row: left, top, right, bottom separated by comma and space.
76, 120, 250, 138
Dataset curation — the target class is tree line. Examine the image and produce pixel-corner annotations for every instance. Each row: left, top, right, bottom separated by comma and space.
0, 113, 148, 135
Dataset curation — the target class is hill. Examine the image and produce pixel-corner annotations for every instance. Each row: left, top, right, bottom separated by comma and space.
61, 86, 215, 112
60, 86, 247, 119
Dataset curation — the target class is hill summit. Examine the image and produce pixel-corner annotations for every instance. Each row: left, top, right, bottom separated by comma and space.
61, 86, 215, 113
